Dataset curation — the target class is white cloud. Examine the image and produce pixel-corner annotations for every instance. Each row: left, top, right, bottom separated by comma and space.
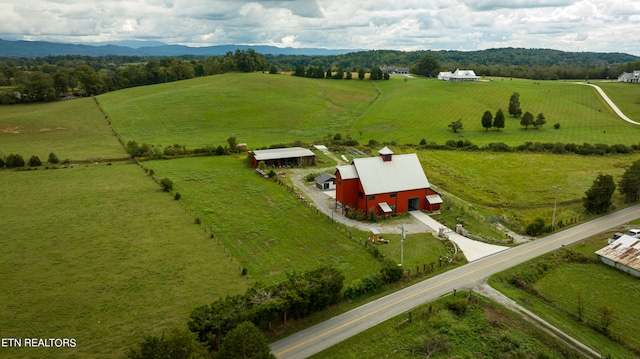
0, 0, 638, 55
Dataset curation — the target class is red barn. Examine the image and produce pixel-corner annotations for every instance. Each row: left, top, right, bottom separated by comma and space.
335, 147, 441, 216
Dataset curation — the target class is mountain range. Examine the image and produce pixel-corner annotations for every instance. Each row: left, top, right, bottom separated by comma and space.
0, 38, 359, 57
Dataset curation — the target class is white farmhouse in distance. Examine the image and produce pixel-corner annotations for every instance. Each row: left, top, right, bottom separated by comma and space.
437, 69, 479, 81
618, 71, 640, 83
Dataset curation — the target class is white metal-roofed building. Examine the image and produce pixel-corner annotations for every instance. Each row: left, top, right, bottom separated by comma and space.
251, 147, 315, 168
618, 71, 640, 83
438, 69, 479, 81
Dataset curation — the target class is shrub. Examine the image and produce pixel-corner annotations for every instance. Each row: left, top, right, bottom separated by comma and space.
174, 192, 181, 200
28, 155, 42, 167
342, 273, 383, 299
380, 262, 403, 284
160, 177, 173, 192
554, 123, 561, 129
0, 157, 4, 168
445, 298, 469, 316
485, 142, 511, 152
525, 217, 546, 236
5, 153, 25, 168
48, 152, 59, 164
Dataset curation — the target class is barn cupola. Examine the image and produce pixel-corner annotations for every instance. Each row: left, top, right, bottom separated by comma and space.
378, 146, 394, 162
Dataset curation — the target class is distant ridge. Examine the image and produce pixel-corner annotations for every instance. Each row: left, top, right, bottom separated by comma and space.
0, 39, 359, 57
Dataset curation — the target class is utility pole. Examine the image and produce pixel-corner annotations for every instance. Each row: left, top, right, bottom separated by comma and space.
398, 225, 407, 267
552, 185, 562, 231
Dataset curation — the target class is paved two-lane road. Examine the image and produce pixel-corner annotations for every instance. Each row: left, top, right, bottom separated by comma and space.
270, 204, 640, 358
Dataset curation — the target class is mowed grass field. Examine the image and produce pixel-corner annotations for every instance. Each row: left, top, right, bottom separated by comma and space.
0, 163, 248, 358
145, 155, 380, 285
97, 73, 640, 151
355, 77, 640, 146
0, 97, 127, 161
97, 73, 378, 149
596, 81, 640, 120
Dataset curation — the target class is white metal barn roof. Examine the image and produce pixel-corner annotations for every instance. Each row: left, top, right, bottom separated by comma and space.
253, 147, 315, 161
336, 165, 359, 180
351, 153, 430, 195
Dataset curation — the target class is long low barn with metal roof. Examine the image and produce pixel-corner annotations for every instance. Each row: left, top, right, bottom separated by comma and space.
251, 147, 316, 168
595, 230, 640, 278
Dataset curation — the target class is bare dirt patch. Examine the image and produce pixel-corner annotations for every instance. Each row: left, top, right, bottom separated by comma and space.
39, 127, 67, 132
0, 127, 21, 133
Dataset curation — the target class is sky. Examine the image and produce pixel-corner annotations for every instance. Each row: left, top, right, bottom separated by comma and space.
1, 0, 639, 56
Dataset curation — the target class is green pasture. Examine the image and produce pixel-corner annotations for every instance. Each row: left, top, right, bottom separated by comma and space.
418, 149, 640, 231
312, 292, 579, 359
353, 77, 640, 146
96, 73, 377, 149
373, 232, 455, 271
144, 155, 380, 284
490, 236, 640, 358
0, 163, 247, 359
0, 97, 126, 161
595, 81, 640, 120
96, 73, 640, 152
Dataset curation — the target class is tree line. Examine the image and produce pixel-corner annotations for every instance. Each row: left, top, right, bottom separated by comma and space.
268, 48, 640, 80
0, 49, 269, 104
292, 64, 389, 80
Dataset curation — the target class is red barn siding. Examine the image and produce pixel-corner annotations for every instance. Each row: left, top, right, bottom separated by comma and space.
335, 173, 358, 209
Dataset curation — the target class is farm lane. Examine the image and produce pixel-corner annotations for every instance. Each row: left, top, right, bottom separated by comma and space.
269, 203, 640, 358
576, 82, 640, 125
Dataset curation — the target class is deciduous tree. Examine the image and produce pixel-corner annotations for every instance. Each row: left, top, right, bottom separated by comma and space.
411, 54, 440, 77
534, 113, 547, 129
218, 322, 275, 359
520, 111, 534, 129
619, 160, 640, 202
448, 119, 463, 133
583, 174, 616, 214
127, 328, 208, 359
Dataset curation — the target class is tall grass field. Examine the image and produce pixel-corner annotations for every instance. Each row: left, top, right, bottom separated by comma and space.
0, 163, 248, 358
144, 155, 381, 285
0, 97, 126, 161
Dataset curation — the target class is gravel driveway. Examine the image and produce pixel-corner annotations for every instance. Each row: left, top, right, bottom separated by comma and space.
289, 167, 433, 235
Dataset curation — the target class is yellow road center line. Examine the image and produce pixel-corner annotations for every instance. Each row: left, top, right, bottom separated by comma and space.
276, 207, 640, 356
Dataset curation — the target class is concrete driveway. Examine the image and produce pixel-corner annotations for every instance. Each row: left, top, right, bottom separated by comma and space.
409, 211, 509, 261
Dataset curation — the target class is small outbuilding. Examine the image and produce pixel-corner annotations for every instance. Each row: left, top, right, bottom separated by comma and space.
315, 173, 336, 190
595, 230, 640, 278
251, 147, 316, 168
